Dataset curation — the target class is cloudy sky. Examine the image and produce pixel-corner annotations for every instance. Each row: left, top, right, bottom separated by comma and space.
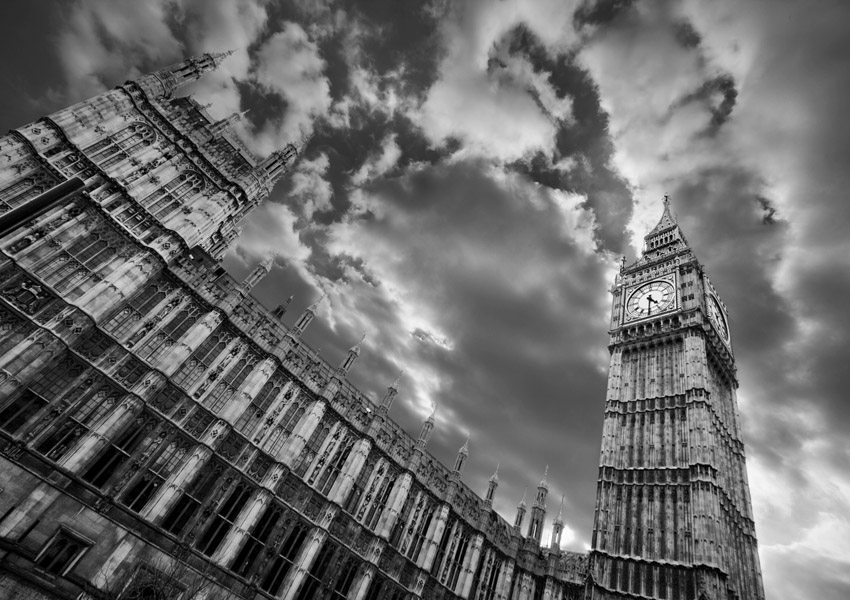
2, 0, 849, 597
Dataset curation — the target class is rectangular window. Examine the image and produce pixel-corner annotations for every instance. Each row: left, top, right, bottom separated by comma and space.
34, 527, 92, 576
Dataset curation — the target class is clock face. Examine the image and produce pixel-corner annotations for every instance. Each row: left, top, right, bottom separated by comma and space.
707, 295, 729, 341
626, 280, 676, 319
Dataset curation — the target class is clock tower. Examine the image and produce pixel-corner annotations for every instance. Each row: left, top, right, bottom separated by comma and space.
587, 198, 765, 600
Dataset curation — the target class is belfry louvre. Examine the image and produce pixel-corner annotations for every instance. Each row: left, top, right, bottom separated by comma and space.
0, 53, 763, 600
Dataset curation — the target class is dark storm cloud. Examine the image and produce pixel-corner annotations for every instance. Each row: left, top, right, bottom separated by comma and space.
307, 159, 612, 543
672, 19, 701, 49
574, 0, 637, 27
497, 25, 633, 253
677, 74, 738, 135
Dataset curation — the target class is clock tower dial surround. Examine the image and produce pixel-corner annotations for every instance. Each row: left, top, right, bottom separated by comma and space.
588, 198, 765, 600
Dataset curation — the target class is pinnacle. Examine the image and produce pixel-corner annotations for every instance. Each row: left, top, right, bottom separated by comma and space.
459, 434, 469, 455
646, 194, 678, 237
306, 292, 326, 313
390, 369, 405, 390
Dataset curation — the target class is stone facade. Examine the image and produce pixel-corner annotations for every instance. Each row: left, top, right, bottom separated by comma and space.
0, 54, 587, 600
587, 199, 765, 599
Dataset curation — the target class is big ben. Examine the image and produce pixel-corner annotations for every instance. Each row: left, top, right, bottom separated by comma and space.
588, 198, 765, 600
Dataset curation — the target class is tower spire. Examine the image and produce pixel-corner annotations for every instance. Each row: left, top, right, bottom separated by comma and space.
485, 463, 499, 507
378, 369, 404, 415
416, 404, 436, 447
550, 494, 566, 551
453, 434, 469, 474
514, 488, 528, 530
642, 194, 688, 256
209, 109, 250, 137
137, 51, 235, 100
337, 333, 365, 377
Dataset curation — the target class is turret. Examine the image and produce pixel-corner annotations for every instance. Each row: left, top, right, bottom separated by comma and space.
453, 436, 469, 474
642, 195, 689, 259
527, 466, 548, 545
417, 405, 436, 447
337, 333, 365, 378
208, 109, 250, 137
514, 488, 527, 531
485, 464, 499, 507
287, 293, 324, 341
241, 256, 274, 295
237, 142, 301, 204
220, 256, 274, 313
378, 370, 404, 416
550, 495, 565, 551
136, 51, 234, 100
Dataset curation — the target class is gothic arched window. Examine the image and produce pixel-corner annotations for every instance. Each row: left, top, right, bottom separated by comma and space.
308, 427, 355, 496
121, 436, 190, 513
234, 371, 289, 437
356, 460, 397, 531
144, 171, 205, 220
134, 300, 203, 366
0, 169, 59, 213
84, 121, 157, 170
37, 226, 125, 297
202, 353, 258, 414
171, 327, 233, 390
102, 278, 176, 341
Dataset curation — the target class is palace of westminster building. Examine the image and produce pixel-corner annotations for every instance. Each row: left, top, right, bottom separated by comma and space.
0, 53, 765, 600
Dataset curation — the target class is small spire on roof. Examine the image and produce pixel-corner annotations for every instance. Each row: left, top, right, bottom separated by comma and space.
307, 292, 326, 313
390, 369, 405, 390
519, 487, 528, 508
490, 463, 500, 483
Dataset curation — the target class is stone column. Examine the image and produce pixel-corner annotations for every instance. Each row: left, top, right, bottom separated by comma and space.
219, 357, 275, 424
158, 310, 223, 376
304, 422, 343, 485
142, 445, 213, 522
349, 564, 376, 600
459, 533, 485, 598
59, 395, 143, 473
78, 251, 161, 320
0, 328, 65, 385
377, 472, 413, 539
280, 399, 327, 466
495, 560, 515, 600
330, 438, 371, 506
212, 488, 273, 567
419, 504, 450, 570
541, 578, 555, 600
279, 527, 327, 600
